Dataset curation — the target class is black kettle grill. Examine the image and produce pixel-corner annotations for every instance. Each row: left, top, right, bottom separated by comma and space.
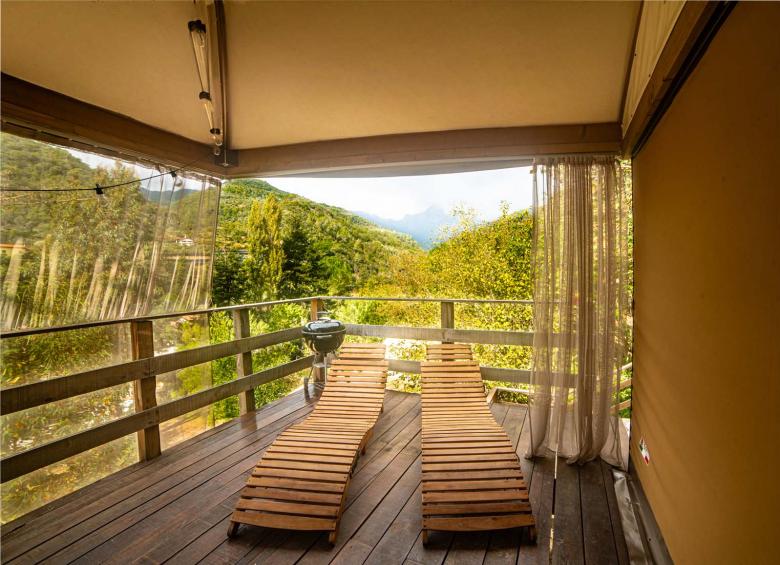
302, 315, 346, 354
302, 314, 346, 383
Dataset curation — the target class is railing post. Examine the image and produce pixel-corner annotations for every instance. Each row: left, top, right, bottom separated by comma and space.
310, 298, 325, 383
130, 320, 161, 461
440, 300, 455, 344
232, 308, 257, 414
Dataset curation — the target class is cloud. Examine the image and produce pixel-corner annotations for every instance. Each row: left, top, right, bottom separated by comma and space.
265, 167, 533, 221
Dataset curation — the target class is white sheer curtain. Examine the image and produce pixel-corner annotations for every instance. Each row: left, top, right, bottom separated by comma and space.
527, 156, 631, 468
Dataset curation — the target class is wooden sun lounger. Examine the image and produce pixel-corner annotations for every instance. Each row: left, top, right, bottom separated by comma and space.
228, 342, 388, 544
421, 343, 536, 544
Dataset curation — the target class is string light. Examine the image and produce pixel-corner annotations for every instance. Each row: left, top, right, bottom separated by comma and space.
0, 155, 210, 194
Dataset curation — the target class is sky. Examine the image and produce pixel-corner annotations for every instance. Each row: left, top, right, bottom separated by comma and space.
264, 166, 533, 221
69, 148, 533, 222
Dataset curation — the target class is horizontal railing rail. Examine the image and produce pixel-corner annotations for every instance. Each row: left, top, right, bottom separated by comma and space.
344, 324, 534, 346
0, 295, 631, 484
386, 359, 532, 385
1, 356, 313, 483
1, 327, 304, 415
325, 296, 533, 305
0, 297, 318, 339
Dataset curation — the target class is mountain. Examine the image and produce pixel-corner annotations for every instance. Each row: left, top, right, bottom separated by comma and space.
140, 186, 201, 203
355, 207, 457, 249
212, 179, 422, 304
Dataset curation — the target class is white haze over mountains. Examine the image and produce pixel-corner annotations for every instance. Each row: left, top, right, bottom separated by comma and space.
266, 166, 533, 247
354, 206, 457, 249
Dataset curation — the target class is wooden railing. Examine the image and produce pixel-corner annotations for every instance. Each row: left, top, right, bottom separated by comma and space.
0, 295, 575, 484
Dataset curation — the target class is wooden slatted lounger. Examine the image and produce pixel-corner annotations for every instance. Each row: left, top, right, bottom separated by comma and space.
228, 342, 388, 544
421, 343, 536, 544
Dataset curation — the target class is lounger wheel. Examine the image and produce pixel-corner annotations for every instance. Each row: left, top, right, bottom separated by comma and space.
227, 520, 240, 538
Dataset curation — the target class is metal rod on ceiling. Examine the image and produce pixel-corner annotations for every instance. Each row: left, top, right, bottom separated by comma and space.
214, 0, 230, 168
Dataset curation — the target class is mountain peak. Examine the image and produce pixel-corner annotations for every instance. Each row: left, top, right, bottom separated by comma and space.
354, 206, 456, 249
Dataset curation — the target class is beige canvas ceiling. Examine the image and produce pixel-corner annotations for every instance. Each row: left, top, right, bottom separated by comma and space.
1, 1, 639, 150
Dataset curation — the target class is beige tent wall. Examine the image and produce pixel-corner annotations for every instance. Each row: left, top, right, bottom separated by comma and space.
632, 3, 779, 564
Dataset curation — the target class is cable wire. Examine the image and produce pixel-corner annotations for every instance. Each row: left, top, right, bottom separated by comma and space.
0, 154, 214, 193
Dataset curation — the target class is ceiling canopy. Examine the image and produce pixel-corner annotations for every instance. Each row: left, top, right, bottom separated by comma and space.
2, 1, 639, 153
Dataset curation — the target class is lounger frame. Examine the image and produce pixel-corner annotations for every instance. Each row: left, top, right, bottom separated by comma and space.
228, 342, 388, 544
421, 343, 536, 544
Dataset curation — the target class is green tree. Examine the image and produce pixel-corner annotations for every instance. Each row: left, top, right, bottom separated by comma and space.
245, 196, 284, 300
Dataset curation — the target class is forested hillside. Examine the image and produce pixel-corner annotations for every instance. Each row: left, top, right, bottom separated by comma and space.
210, 180, 537, 392
212, 180, 421, 305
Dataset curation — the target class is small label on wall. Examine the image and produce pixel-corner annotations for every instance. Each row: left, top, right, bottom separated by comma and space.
639, 437, 650, 464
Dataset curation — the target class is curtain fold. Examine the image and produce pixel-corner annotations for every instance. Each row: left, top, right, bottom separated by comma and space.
528, 156, 630, 468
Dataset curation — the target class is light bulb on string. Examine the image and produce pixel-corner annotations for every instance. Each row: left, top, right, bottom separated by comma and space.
94, 183, 110, 209
188, 19, 223, 158
188, 20, 210, 94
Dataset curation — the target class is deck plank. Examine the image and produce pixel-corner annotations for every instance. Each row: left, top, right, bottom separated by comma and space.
3, 396, 312, 563
580, 460, 620, 565
140, 391, 416, 565
601, 459, 631, 565
552, 457, 584, 565
5, 388, 630, 565
38, 402, 314, 564
0, 391, 307, 546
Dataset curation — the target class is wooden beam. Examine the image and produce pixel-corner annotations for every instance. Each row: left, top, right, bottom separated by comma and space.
229, 123, 621, 178
0, 356, 313, 483
480, 366, 533, 384
618, 0, 645, 130
324, 296, 532, 305
386, 358, 533, 385
440, 301, 455, 344
131, 320, 161, 461
345, 324, 534, 347
1, 73, 621, 177
309, 298, 325, 383
0, 297, 315, 339
232, 309, 257, 414
386, 359, 422, 373
622, 1, 734, 156
0, 327, 303, 415
0, 73, 221, 175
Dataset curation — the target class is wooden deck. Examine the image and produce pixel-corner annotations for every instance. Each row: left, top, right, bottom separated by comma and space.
1, 387, 629, 565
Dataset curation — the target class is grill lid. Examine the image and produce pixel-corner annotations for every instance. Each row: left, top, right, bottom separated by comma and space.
303, 317, 346, 335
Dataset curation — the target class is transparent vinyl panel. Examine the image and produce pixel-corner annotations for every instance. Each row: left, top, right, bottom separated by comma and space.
0, 132, 221, 331
0, 132, 221, 523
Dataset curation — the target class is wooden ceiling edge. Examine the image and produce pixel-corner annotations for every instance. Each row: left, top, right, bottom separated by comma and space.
618, 0, 645, 129
0, 73, 224, 176
225, 123, 622, 178
1, 74, 621, 179
621, 1, 735, 158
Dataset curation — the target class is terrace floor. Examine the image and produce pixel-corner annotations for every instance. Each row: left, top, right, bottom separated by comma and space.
1, 387, 630, 565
